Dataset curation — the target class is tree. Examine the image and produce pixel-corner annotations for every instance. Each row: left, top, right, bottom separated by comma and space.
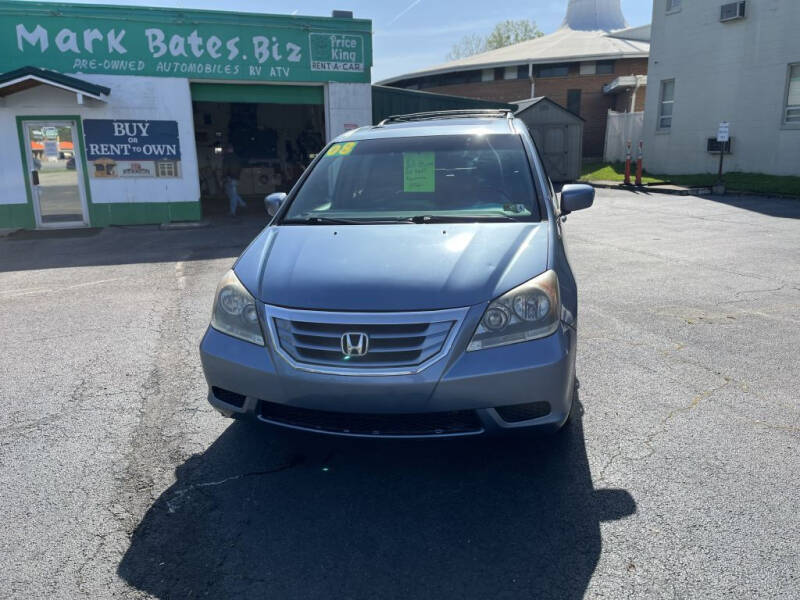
486, 19, 543, 51
447, 19, 543, 60
446, 33, 487, 61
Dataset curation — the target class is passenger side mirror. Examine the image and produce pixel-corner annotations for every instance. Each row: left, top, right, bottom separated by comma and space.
265, 192, 287, 217
560, 184, 594, 215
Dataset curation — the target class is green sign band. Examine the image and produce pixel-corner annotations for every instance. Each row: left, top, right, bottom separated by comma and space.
0, 1, 372, 83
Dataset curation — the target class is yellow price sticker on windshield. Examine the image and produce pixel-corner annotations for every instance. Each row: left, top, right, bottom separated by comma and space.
326, 141, 357, 157
339, 141, 357, 156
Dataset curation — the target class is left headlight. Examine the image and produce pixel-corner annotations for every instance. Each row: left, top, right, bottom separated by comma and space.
210, 270, 265, 346
467, 270, 561, 351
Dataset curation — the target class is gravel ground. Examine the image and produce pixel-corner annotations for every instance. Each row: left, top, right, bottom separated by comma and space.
0, 190, 798, 599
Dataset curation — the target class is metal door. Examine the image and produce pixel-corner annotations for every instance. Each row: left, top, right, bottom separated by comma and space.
23, 120, 89, 228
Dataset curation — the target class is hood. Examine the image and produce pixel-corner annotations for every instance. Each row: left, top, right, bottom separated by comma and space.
235, 223, 549, 311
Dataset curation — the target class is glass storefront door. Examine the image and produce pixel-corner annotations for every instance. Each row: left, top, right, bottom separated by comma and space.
23, 120, 89, 228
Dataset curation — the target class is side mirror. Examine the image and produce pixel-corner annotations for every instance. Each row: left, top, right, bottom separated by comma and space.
265, 192, 287, 217
560, 184, 594, 215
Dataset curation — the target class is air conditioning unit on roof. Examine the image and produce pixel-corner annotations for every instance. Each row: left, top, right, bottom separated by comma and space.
720, 1, 746, 22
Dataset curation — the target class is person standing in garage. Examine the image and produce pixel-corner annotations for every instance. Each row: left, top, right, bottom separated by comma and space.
223, 145, 246, 217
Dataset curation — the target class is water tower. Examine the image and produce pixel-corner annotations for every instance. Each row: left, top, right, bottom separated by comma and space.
562, 0, 628, 31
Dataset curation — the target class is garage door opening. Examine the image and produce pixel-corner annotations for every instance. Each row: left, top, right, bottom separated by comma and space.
191, 84, 325, 218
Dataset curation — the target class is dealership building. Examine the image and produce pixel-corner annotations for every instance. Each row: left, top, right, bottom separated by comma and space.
0, 1, 373, 229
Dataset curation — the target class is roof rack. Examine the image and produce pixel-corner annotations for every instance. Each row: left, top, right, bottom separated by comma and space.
378, 109, 514, 126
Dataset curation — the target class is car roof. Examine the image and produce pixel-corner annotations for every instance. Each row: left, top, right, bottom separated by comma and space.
334, 115, 520, 143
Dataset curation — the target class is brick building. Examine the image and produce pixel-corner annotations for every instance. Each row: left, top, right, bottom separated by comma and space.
378, 0, 650, 158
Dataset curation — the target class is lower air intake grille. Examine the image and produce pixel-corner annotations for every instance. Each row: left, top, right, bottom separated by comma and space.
495, 402, 551, 423
258, 401, 482, 436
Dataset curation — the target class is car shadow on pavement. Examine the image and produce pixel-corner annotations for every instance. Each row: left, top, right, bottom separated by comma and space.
699, 194, 800, 219
0, 215, 266, 272
118, 397, 636, 599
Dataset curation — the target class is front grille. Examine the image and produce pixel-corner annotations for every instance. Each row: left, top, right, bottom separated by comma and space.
259, 401, 483, 436
273, 317, 455, 369
495, 402, 551, 423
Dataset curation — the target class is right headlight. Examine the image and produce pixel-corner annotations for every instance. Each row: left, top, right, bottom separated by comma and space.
210, 270, 265, 346
467, 270, 560, 351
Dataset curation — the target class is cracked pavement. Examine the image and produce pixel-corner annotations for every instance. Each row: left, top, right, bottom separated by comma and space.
0, 190, 798, 599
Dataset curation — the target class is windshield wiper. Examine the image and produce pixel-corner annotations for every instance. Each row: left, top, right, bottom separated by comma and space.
408, 214, 520, 223
283, 216, 372, 225
282, 216, 415, 225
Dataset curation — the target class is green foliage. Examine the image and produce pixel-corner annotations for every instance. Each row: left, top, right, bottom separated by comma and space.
447, 19, 543, 60
486, 19, 544, 51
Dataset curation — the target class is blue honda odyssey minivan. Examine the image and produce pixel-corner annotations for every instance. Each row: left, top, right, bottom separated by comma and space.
199, 109, 594, 438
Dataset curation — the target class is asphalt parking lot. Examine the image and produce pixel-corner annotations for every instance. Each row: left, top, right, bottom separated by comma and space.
1, 189, 798, 599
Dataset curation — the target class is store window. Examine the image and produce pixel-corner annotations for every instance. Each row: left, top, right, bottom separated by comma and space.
785, 64, 800, 125
658, 79, 675, 130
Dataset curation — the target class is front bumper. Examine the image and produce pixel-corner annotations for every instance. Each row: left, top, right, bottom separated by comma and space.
199, 306, 576, 438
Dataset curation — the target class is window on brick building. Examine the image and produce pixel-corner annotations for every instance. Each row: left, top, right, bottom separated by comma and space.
784, 64, 800, 125
658, 79, 675, 130
537, 64, 569, 78
580, 62, 596, 75
597, 60, 615, 75
567, 90, 582, 116
517, 64, 530, 79
494, 67, 504, 81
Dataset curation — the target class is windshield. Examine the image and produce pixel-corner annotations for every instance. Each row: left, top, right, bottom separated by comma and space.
282, 134, 542, 223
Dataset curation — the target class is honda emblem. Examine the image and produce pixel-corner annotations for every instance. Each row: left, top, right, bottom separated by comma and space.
341, 332, 369, 357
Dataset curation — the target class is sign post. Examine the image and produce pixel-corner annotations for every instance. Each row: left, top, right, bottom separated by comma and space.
716, 121, 730, 187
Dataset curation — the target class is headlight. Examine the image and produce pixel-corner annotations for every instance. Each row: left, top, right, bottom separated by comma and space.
467, 270, 560, 351
210, 270, 265, 345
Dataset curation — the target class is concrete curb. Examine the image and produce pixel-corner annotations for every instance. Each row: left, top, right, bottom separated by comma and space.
159, 220, 211, 231
584, 180, 800, 200
584, 181, 712, 196
0, 228, 21, 238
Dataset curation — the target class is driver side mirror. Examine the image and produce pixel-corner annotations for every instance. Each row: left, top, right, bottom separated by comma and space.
265, 192, 287, 217
560, 184, 594, 215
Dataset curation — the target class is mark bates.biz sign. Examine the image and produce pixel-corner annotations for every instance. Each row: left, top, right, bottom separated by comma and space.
0, 2, 370, 83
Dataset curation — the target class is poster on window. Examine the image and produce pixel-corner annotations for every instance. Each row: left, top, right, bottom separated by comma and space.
83, 119, 182, 179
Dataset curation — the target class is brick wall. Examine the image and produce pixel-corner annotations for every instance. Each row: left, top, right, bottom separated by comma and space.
411, 58, 649, 158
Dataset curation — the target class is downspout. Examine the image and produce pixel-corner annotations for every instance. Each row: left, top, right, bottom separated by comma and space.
529, 62, 535, 98
630, 75, 643, 112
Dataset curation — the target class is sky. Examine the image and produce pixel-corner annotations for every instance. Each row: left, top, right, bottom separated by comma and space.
31, 0, 653, 82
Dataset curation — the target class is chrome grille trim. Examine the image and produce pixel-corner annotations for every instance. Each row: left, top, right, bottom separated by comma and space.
263, 305, 469, 376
